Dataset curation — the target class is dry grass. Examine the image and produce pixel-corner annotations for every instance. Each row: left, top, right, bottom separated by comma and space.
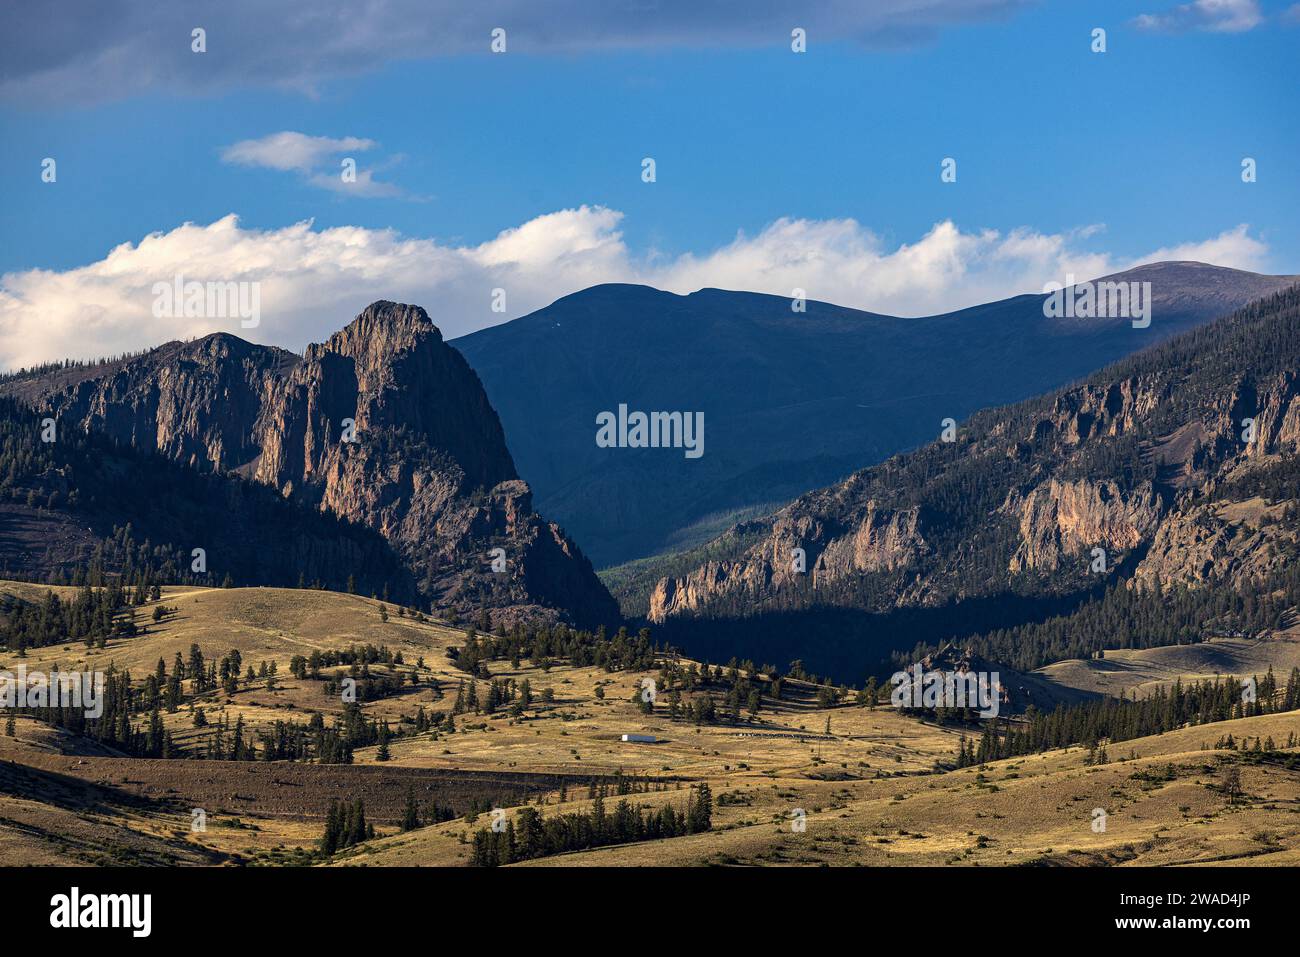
1037, 629, 1300, 699
3, 581, 1299, 867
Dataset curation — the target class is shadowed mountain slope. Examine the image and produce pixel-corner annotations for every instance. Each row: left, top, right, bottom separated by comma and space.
646, 285, 1300, 681
456, 262, 1299, 569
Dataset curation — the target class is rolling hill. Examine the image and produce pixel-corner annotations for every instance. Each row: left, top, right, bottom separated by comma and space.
3, 580, 1297, 868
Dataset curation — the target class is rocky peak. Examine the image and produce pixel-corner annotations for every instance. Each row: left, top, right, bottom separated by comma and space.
294, 301, 516, 491
2, 302, 617, 628
310, 300, 437, 370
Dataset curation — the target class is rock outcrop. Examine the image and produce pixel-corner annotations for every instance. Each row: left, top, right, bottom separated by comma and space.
1132, 498, 1297, 591
1003, 479, 1162, 574
648, 286, 1300, 625
649, 494, 927, 620
4, 302, 618, 628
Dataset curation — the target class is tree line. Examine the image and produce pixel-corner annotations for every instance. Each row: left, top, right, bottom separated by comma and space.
953, 668, 1300, 766
469, 784, 713, 867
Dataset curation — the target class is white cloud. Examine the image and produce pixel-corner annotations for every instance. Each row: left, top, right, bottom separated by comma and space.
222, 131, 403, 197
1134, 0, 1263, 33
1130, 223, 1267, 268
221, 132, 377, 172
0, 208, 1274, 370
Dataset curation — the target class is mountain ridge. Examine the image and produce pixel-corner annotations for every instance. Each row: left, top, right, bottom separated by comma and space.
1, 301, 618, 628
455, 261, 1299, 568
642, 285, 1300, 680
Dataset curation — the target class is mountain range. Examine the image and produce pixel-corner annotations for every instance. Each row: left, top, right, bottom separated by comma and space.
645, 285, 1300, 682
2, 264, 1296, 653
456, 262, 1299, 570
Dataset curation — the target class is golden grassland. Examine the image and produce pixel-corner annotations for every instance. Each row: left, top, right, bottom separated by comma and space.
1036, 629, 1300, 699
2, 582, 1299, 867
334, 709, 1300, 868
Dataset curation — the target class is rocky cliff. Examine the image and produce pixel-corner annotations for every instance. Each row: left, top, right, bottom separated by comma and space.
3, 302, 618, 628
648, 287, 1300, 632
1003, 479, 1163, 574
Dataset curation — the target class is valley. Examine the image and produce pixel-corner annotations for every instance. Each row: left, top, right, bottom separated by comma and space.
3, 581, 1298, 868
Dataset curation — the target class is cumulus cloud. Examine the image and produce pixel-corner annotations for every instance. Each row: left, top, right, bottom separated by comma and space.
0, 208, 1274, 370
1133, 224, 1268, 267
1134, 0, 1263, 33
1, 0, 1031, 105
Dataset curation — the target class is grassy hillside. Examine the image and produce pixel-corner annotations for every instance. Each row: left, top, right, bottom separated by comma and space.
2, 581, 1298, 868
1039, 625, 1300, 699
336, 710, 1300, 868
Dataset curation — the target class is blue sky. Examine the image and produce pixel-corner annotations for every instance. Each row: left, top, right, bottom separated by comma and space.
0, 0, 1296, 366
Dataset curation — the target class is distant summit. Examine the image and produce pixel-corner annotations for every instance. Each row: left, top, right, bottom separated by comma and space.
456, 262, 1299, 571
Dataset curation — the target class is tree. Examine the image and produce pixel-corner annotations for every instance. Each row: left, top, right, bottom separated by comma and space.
1222, 765, 1244, 805
348, 798, 368, 845
320, 799, 342, 854
188, 644, 205, 691
401, 788, 420, 832
687, 783, 713, 833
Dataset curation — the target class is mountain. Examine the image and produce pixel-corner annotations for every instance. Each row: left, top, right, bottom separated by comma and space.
645, 286, 1300, 682
0, 302, 619, 628
0, 394, 414, 598
455, 262, 1300, 570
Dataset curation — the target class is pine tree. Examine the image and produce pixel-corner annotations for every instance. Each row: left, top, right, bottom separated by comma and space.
1222, 766, 1243, 805
401, 788, 420, 831
348, 798, 367, 845
687, 783, 713, 833
320, 799, 341, 854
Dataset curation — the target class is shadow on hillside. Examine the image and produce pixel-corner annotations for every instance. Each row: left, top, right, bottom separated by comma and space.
653, 587, 1109, 686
